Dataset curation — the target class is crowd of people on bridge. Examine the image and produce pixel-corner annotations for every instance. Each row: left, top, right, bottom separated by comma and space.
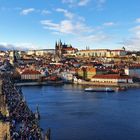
2, 77, 43, 140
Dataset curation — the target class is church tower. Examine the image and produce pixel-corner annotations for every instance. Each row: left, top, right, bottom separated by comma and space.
9, 51, 16, 65
55, 40, 62, 58
9, 50, 19, 65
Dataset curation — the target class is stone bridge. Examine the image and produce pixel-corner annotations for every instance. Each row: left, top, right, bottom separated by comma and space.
0, 80, 10, 140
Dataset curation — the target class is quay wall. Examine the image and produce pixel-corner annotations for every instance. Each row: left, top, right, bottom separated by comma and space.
75, 81, 119, 86
15, 80, 140, 88
15, 82, 46, 86
74, 81, 140, 88
15, 81, 63, 86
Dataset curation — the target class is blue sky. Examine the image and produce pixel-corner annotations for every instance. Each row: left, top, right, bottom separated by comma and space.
0, 0, 140, 50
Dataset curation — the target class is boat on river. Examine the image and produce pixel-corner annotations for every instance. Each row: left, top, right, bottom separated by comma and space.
84, 87, 115, 92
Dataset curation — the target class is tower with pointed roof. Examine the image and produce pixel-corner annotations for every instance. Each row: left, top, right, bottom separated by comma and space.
55, 40, 62, 58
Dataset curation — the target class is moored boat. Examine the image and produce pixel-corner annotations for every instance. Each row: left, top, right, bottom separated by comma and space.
84, 87, 115, 92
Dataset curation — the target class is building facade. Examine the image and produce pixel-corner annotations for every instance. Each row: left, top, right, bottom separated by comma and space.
91, 74, 133, 83
77, 66, 107, 80
76, 49, 127, 58
27, 49, 55, 56
55, 40, 77, 58
21, 69, 42, 80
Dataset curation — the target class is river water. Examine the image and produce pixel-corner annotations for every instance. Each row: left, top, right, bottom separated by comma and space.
22, 85, 140, 140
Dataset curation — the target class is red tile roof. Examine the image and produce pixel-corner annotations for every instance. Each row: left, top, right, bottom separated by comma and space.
92, 74, 131, 79
21, 69, 41, 75
62, 47, 76, 51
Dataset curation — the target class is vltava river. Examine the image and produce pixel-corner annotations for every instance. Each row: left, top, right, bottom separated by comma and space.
22, 85, 140, 140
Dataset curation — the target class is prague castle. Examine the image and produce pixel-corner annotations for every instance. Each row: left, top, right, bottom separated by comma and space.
55, 40, 78, 58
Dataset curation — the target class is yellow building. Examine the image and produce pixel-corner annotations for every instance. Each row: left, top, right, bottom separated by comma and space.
76, 49, 127, 58
77, 66, 107, 80
77, 49, 109, 57
78, 67, 96, 80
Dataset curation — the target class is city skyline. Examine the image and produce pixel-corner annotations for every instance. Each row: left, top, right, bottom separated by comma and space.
0, 0, 140, 50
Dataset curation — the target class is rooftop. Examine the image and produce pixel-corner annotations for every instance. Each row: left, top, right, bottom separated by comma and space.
21, 69, 41, 75
92, 74, 131, 79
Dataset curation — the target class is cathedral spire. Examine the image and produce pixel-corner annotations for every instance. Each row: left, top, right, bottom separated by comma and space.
55, 41, 57, 48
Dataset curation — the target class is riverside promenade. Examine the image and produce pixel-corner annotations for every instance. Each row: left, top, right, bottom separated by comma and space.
75, 81, 140, 88
0, 74, 47, 140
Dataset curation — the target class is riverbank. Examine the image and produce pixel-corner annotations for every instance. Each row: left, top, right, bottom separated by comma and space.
15, 80, 64, 86
14, 79, 140, 90
74, 81, 140, 88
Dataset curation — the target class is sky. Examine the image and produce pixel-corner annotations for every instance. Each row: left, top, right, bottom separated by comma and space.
0, 0, 140, 50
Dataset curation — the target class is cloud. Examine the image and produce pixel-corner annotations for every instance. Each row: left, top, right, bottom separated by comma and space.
77, 33, 110, 43
56, 8, 74, 19
40, 6, 113, 47
62, 0, 76, 4
122, 25, 140, 50
55, 8, 85, 22
40, 18, 111, 47
41, 10, 51, 15
61, 0, 106, 10
41, 19, 92, 34
131, 25, 140, 36
78, 0, 91, 6
123, 37, 140, 51
103, 22, 116, 26
97, 0, 106, 5
41, 1, 110, 47
20, 8, 35, 15
20, 8, 51, 16
15, 43, 38, 50
0, 43, 15, 51
0, 42, 38, 50
96, 0, 106, 10
41, 7, 94, 35
41, 20, 59, 31
136, 18, 140, 23
62, 0, 91, 7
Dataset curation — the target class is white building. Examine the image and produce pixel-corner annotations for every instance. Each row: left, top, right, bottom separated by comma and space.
73, 76, 83, 84
21, 69, 42, 80
27, 49, 55, 56
91, 74, 133, 83
76, 49, 127, 58
27, 50, 35, 55
60, 72, 74, 83
76, 49, 109, 57
35, 49, 55, 56
109, 50, 127, 57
